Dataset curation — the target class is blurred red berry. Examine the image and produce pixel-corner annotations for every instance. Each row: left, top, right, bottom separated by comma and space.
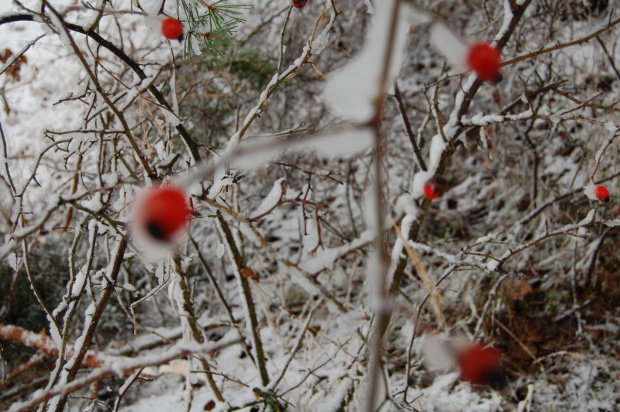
458, 343, 502, 385
161, 17, 184, 41
594, 185, 609, 202
466, 43, 501, 83
423, 176, 448, 200
137, 185, 190, 242
292, 0, 308, 8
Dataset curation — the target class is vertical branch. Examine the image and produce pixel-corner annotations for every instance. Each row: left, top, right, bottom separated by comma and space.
54, 237, 127, 412
364, 0, 403, 410
393, 82, 427, 171
44, 218, 96, 395
189, 236, 257, 364
171, 255, 225, 402
387, 0, 535, 313
216, 211, 270, 386
277, 6, 294, 75
0, 121, 16, 194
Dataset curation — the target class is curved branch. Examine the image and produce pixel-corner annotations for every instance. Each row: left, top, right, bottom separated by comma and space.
0, 13, 202, 163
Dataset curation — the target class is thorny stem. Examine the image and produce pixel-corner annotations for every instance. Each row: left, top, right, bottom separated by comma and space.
41, 219, 97, 408
393, 82, 427, 171
54, 237, 127, 412
595, 36, 620, 82
216, 211, 270, 387
388, 0, 535, 315
585, 227, 615, 289
365, 0, 403, 411
277, 6, 294, 75
189, 236, 256, 364
0, 121, 16, 194
171, 255, 225, 402
554, 87, 620, 113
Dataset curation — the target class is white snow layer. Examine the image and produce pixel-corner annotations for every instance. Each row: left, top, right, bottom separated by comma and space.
429, 21, 469, 71
583, 182, 599, 200
324, 1, 428, 122
250, 178, 285, 219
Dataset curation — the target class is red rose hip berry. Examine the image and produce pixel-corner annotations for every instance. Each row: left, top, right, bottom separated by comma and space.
593, 185, 610, 202
292, 0, 308, 8
466, 43, 501, 83
136, 185, 191, 242
423, 176, 448, 200
458, 343, 502, 385
161, 17, 184, 41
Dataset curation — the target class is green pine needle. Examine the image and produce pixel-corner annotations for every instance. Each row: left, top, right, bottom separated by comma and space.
178, 0, 248, 62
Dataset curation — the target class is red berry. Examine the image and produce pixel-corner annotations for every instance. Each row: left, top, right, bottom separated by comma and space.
593, 185, 609, 202
137, 185, 190, 242
466, 43, 501, 83
292, 0, 308, 8
423, 176, 448, 200
458, 343, 502, 385
161, 17, 184, 41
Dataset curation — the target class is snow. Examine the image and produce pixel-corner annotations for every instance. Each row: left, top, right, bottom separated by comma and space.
486, 259, 500, 271
412, 170, 433, 197
161, 107, 181, 127
429, 21, 469, 71
300, 229, 374, 274
495, 0, 515, 44
299, 127, 375, 157
324, 0, 411, 122
406, 373, 503, 411
462, 106, 534, 126
429, 134, 446, 171
577, 208, 596, 226
250, 178, 284, 219
583, 182, 599, 200
311, 28, 330, 55
479, 127, 489, 149
386, 214, 415, 285
216, 242, 225, 259
203, 127, 374, 198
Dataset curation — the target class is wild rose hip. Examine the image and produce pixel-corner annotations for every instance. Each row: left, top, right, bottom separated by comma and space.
161, 17, 184, 41
466, 43, 501, 83
134, 185, 191, 242
584, 183, 611, 203
593, 185, 610, 202
458, 343, 502, 385
423, 176, 448, 200
292, 0, 308, 8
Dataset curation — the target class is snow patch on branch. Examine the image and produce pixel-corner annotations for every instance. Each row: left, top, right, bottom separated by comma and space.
324, 0, 426, 122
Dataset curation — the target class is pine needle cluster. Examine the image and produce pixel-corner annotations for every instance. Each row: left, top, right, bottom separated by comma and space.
177, 0, 247, 61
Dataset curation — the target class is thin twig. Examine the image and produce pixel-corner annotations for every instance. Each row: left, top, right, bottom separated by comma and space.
393, 82, 427, 171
